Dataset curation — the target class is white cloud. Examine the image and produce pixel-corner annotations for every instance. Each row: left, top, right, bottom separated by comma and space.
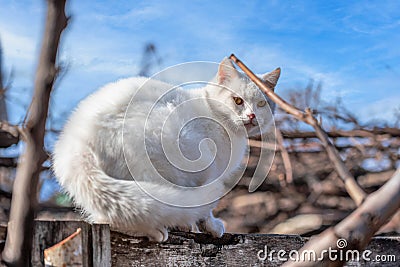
357, 96, 400, 123
238, 44, 347, 100
0, 29, 36, 62
81, 59, 139, 77
94, 4, 166, 24
155, 61, 218, 85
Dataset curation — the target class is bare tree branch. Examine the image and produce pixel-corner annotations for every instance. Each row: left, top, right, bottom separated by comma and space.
283, 168, 400, 266
229, 54, 367, 206
281, 128, 400, 139
1, 0, 68, 265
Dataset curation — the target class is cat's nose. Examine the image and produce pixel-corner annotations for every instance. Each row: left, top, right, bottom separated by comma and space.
247, 113, 256, 121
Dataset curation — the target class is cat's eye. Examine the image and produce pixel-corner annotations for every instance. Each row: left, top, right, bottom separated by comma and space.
233, 96, 244, 105
257, 100, 266, 107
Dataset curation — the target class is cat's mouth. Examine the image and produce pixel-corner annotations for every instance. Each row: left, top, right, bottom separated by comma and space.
243, 122, 256, 130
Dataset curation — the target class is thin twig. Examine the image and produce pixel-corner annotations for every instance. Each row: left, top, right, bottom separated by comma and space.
276, 127, 293, 185
0, 121, 19, 139
229, 54, 366, 206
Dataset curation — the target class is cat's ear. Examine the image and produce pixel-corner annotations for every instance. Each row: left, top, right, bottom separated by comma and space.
262, 67, 281, 91
217, 58, 239, 84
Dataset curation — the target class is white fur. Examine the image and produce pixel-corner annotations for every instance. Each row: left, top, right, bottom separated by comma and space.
53, 58, 279, 241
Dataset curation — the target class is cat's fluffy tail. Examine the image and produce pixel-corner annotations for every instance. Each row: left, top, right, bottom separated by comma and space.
52, 143, 216, 239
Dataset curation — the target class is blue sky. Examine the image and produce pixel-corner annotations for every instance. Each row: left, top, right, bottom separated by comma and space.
1, 0, 399, 128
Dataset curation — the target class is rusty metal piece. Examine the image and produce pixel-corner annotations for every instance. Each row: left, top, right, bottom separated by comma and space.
44, 228, 82, 266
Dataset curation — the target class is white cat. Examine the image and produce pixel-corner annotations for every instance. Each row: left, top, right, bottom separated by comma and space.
53, 58, 280, 242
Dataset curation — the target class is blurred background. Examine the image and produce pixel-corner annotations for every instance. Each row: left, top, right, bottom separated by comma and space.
0, 0, 399, 236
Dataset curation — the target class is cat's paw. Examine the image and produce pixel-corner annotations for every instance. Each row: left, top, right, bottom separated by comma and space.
198, 217, 225, 238
191, 223, 200, 233
148, 227, 169, 242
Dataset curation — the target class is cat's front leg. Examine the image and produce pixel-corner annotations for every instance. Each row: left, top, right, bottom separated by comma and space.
198, 211, 225, 238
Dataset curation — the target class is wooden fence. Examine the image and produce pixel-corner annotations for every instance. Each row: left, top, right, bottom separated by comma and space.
0, 220, 398, 266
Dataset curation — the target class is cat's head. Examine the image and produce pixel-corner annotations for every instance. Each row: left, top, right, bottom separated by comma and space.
204, 58, 280, 137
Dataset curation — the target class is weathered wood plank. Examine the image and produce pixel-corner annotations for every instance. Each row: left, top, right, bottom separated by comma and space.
110, 231, 400, 267
92, 223, 112, 267
111, 231, 305, 266
32, 220, 92, 267
0, 221, 399, 266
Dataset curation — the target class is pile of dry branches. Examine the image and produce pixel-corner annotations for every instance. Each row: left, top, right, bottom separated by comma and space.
219, 55, 400, 266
